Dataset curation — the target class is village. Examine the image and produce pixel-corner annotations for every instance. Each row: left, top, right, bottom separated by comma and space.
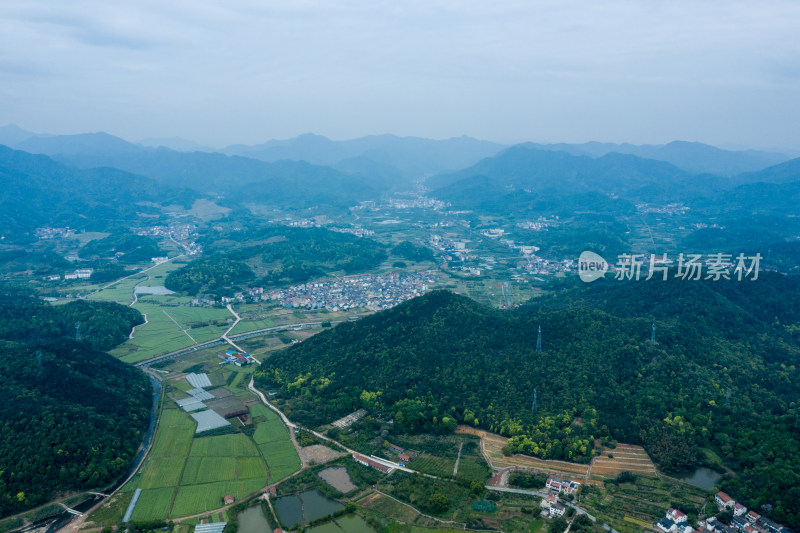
215, 271, 438, 312
655, 492, 794, 533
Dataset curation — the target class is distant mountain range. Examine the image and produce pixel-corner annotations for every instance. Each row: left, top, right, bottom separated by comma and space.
0, 145, 194, 242
427, 143, 800, 218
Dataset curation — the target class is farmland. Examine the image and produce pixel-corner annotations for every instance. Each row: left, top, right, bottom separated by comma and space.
110, 301, 234, 364
250, 404, 302, 482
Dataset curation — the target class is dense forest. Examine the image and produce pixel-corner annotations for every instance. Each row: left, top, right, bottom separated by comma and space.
166, 226, 387, 296
0, 288, 151, 518
80, 233, 165, 265
255, 275, 800, 528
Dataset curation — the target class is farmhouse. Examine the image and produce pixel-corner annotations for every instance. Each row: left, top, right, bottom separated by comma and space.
734, 504, 748, 517
716, 492, 735, 509
550, 504, 566, 517
352, 453, 394, 474
398, 453, 411, 463
387, 442, 404, 453
658, 519, 678, 533
668, 509, 689, 523
546, 477, 581, 494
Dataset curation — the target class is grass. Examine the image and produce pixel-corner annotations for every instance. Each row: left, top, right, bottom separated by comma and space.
84, 491, 133, 526
138, 457, 187, 489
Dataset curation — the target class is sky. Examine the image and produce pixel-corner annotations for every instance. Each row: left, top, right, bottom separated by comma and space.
0, 0, 799, 150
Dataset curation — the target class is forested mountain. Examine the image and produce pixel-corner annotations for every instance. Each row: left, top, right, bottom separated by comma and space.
524, 140, 787, 176
0, 289, 150, 518
10, 133, 382, 208
223, 133, 506, 181
426, 146, 720, 217
0, 145, 194, 243
255, 277, 800, 527
165, 226, 388, 296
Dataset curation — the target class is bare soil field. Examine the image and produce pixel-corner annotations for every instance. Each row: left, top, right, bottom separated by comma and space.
317, 466, 357, 493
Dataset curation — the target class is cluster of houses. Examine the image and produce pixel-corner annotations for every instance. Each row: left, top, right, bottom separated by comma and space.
655, 493, 793, 533
259, 271, 437, 311
539, 477, 581, 518
386, 442, 414, 465
217, 350, 256, 367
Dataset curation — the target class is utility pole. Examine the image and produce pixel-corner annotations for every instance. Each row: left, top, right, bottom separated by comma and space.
536, 325, 542, 353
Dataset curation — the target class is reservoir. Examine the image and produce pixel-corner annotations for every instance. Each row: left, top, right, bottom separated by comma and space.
673, 467, 724, 490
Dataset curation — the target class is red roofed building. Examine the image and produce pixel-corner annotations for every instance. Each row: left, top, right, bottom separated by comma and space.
352, 453, 394, 474
716, 491, 735, 509
398, 453, 411, 462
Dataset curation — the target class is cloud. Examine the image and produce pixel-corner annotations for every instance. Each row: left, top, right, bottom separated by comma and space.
0, 0, 798, 148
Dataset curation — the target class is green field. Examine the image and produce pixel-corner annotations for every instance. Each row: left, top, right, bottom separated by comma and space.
250, 404, 302, 482
189, 434, 261, 457
149, 409, 196, 458
110, 301, 234, 364
131, 487, 175, 522
87, 274, 147, 303
410, 454, 456, 478
171, 479, 266, 517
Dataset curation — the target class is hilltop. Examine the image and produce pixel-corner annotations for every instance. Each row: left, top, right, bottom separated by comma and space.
255, 276, 800, 527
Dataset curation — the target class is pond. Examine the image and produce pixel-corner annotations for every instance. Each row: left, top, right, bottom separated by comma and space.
274, 490, 344, 529
237, 505, 270, 533
306, 514, 375, 532
674, 467, 724, 490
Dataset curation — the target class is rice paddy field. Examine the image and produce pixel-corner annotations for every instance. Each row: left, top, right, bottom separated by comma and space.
250, 404, 302, 482
99, 364, 302, 523
110, 301, 234, 364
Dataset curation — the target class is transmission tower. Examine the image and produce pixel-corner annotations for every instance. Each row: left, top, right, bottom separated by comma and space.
726, 388, 731, 406
650, 322, 656, 346
532, 388, 537, 414
75, 323, 81, 342
536, 325, 542, 353
36, 350, 44, 373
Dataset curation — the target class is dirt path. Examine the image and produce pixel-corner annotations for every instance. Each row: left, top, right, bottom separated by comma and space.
221, 304, 249, 356
129, 314, 148, 339
453, 442, 463, 477
162, 309, 197, 343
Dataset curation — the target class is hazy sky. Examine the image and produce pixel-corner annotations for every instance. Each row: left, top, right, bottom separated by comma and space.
1, 0, 798, 149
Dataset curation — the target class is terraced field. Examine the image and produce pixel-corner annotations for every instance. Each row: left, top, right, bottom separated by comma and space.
589, 444, 657, 477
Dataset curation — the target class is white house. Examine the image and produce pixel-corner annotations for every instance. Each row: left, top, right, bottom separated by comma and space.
549, 504, 566, 517
734, 504, 748, 517
657, 519, 677, 533
668, 509, 689, 523
715, 492, 735, 510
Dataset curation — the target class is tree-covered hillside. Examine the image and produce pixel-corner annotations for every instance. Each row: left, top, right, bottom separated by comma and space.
255, 276, 800, 528
0, 288, 151, 518
166, 226, 387, 297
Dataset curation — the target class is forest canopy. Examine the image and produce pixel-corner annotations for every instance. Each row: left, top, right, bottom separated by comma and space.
0, 287, 151, 518
255, 275, 800, 528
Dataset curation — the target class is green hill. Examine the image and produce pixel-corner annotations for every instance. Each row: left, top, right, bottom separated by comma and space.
255, 276, 800, 528
0, 288, 151, 518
